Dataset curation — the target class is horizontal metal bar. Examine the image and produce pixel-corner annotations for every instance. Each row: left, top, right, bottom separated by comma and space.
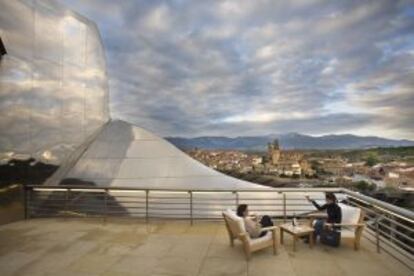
66, 203, 106, 208
379, 216, 414, 232
377, 222, 414, 243
195, 203, 284, 206
362, 212, 414, 233
363, 229, 414, 270
346, 201, 379, 215
105, 210, 144, 214
27, 185, 412, 220
147, 215, 191, 219
363, 228, 377, 240
184, 198, 237, 201
191, 202, 236, 205
107, 206, 145, 209
379, 236, 414, 258
29, 197, 67, 201
343, 189, 414, 221
284, 197, 326, 201
192, 202, 236, 205
30, 214, 74, 218
377, 229, 414, 254
106, 214, 145, 217
378, 238, 414, 264
106, 201, 146, 205
28, 206, 65, 211
376, 243, 414, 271
148, 197, 190, 200
147, 207, 192, 211
147, 202, 189, 205
26, 185, 342, 193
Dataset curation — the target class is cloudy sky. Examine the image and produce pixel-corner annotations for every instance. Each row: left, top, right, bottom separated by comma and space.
60, 0, 414, 139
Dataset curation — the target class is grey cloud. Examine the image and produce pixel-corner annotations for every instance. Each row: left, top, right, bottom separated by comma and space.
61, 0, 414, 139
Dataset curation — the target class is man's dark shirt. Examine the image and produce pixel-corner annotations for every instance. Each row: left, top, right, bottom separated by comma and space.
311, 200, 342, 224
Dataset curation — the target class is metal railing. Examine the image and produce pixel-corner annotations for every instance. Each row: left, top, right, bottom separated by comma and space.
24, 185, 414, 271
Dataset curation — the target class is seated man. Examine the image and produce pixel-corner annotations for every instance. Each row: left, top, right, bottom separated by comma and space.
237, 204, 274, 238
305, 192, 342, 242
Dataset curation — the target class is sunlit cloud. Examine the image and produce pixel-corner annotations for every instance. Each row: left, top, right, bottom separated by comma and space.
219, 111, 312, 123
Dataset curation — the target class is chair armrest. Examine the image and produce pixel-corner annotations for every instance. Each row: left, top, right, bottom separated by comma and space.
260, 226, 278, 232
306, 211, 328, 217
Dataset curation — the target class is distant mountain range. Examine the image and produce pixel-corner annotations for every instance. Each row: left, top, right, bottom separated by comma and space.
165, 133, 414, 151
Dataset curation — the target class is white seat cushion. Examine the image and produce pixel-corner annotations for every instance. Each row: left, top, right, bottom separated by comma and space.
339, 204, 361, 224
340, 228, 355, 238
224, 209, 246, 233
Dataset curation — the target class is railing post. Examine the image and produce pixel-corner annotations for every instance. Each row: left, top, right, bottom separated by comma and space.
64, 188, 70, 219
389, 214, 397, 241
375, 215, 381, 253
283, 193, 287, 223
23, 185, 28, 220
234, 191, 239, 209
103, 189, 108, 224
145, 190, 149, 223
189, 191, 193, 226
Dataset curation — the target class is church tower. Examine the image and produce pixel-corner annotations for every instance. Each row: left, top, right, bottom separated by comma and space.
268, 139, 280, 165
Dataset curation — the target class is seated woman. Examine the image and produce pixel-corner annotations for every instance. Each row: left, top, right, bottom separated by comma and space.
305, 192, 342, 242
236, 204, 274, 238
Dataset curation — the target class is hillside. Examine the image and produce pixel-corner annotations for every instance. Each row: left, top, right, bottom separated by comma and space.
166, 133, 414, 151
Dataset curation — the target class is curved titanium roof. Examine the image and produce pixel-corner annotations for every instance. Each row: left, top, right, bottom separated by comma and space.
64, 120, 269, 190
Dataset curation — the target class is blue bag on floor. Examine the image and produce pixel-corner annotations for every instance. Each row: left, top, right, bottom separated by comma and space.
320, 229, 341, 247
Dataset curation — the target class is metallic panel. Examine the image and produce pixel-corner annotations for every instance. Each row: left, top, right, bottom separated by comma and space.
65, 120, 269, 190
0, 0, 109, 166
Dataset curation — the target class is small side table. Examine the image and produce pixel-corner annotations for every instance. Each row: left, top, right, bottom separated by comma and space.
279, 223, 314, 252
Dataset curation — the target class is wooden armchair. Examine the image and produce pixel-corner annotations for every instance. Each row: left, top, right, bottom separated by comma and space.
222, 209, 278, 260
308, 204, 365, 250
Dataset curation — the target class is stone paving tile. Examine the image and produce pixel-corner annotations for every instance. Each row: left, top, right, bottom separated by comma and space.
247, 253, 296, 276
14, 251, 82, 276
0, 251, 41, 275
68, 253, 122, 274
184, 222, 219, 235
290, 258, 347, 276
198, 257, 248, 276
0, 219, 412, 276
166, 241, 210, 259
206, 243, 247, 260
128, 240, 175, 257
152, 256, 204, 276
105, 255, 159, 275
92, 242, 135, 256
151, 221, 191, 235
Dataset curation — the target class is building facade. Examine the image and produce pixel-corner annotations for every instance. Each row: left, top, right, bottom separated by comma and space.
0, 0, 109, 167
267, 139, 313, 176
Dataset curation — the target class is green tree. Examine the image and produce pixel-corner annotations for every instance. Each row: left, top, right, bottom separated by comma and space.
365, 152, 379, 167
353, 180, 376, 193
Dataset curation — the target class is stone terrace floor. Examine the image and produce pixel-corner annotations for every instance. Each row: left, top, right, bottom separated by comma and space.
0, 218, 411, 276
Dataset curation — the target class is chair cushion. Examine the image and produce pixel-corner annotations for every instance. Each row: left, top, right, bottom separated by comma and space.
340, 228, 356, 238
339, 204, 361, 224
223, 209, 246, 233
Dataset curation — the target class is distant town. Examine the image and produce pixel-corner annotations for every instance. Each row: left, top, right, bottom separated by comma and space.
186, 140, 414, 209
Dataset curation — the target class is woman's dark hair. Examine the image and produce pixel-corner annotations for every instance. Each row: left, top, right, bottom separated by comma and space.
237, 204, 248, 217
325, 192, 337, 203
